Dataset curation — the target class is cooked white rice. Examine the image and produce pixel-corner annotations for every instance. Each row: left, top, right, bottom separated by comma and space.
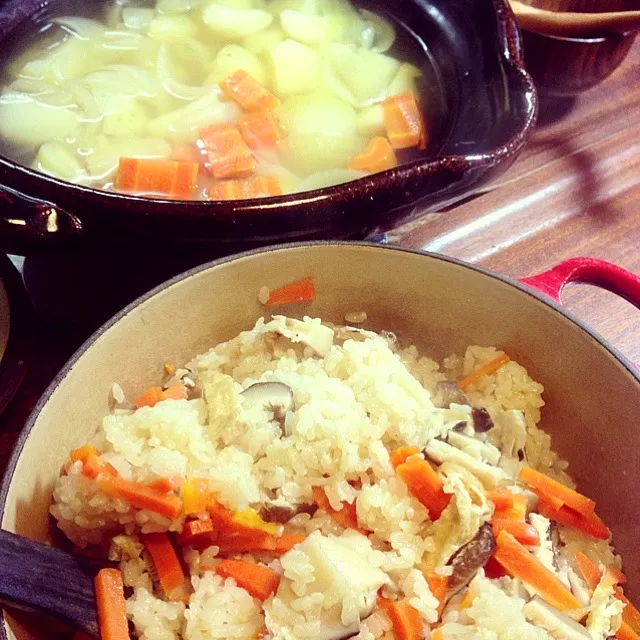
49, 315, 627, 640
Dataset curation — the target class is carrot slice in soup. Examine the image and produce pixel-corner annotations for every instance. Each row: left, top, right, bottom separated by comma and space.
220, 70, 280, 111
349, 136, 397, 173
200, 125, 257, 179
116, 158, 198, 198
382, 93, 426, 150
239, 110, 281, 149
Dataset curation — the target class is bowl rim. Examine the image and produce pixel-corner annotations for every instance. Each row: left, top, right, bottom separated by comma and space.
0, 0, 538, 215
1, 240, 638, 532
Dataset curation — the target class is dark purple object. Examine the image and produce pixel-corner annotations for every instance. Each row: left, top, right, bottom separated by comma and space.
0, 0, 537, 254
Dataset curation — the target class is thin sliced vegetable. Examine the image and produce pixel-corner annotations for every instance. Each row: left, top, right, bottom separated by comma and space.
70, 445, 99, 463
574, 551, 601, 590
617, 590, 640, 632
458, 352, 510, 390
94, 568, 129, 640
538, 498, 609, 540
82, 452, 117, 479
176, 518, 215, 547
239, 110, 281, 149
382, 92, 426, 150
519, 467, 596, 516
383, 598, 424, 640
183, 478, 210, 515
219, 70, 279, 111
395, 455, 450, 520
426, 573, 448, 619
487, 488, 515, 511
147, 477, 179, 493
495, 493, 528, 521
312, 486, 364, 533
264, 277, 315, 307
215, 559, 281, 600
143, 533, 186, 599
491, 518, 540, 546
389, 446, 421, 469
493, 530, 580, 612
208, 175, 282, 200
348, 136, 397, 173
97, 475, 183, 520
215, 532, 305, 556
617, 623, 640, 640
116, 158, 198, 198
200, 125, 257, 179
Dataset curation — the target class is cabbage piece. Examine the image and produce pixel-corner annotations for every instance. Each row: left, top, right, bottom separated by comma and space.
83, 135, 171, 180
280, 133, 366, 176
241, 26, 286, 54
387, 63, 422, 97
147, 90, 242, 142
268, 40, 320, 96
279, 10, 347, 44
34, 140, 87, 182
0, 89, 82, 149
202, 4, 273, 38
149, 14, 199, 41
206, 45, 268, 86
322, 43, 400, 107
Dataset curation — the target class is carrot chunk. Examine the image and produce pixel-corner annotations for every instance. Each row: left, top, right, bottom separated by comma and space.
538, 497, 609, 540
200, 125, 256, 179
349, 136, 397, 173
215, 559, 281, 601
263, 278, 315, 307
487, 489, 515, 511
383, 598, 424, 640
116, 158, 198, 198
183, 478, 210, 516
395, 455, 450, 520
493, 530, 580, 611
135, 386, 166, 408
208, 175, 282, 200
94, 568, 129, 640
143, 533, 186, 599
97, 475, 183, 520
426, 573, 448, 619
491, 518, 540, 546
494, 493, 528, 521
176, 518, 215, 547
312, 486, 365, 533
220, 70, 280, 111
519, 467, 596, 516
70, 445, 99, 463
390, 446, 421, 469
458, 352, 510, 390
239, 110, 281, 149
162, 384, 188, 401
382, 93, 427, 150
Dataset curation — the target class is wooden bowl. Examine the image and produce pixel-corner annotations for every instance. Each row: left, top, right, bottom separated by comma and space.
519, 0, 637, 96
1, 243, 639, 639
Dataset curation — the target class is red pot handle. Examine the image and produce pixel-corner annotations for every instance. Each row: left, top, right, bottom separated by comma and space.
520, 257, 640, 308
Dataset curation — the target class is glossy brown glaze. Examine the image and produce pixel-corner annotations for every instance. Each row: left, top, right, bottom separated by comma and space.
518, 0, 637, 95
0, 0, 537, 252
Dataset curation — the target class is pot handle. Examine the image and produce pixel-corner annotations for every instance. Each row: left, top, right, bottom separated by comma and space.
520, 257, 640, 309
0, 185, 82, 255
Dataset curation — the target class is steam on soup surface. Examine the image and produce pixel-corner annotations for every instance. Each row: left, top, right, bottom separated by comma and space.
0, 0, 434, 200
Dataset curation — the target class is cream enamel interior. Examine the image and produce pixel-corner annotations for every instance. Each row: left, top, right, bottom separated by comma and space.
1, 243, 638, 639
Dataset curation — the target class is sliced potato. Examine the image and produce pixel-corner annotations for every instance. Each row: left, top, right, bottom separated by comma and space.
279, 9, 346, 44
202, 4, 273, 38
268, 40, 320, 96
101, 99, 150, 137
387, 62, 422, 97
155, 0, 206, 14
278, 91, 356, 136
206, 44, 267, 86
149, 14, 199, 41
355, 103, 384, 137
267, 0, 319, 15
34, 140, 86, 182
241, 26, 286, 54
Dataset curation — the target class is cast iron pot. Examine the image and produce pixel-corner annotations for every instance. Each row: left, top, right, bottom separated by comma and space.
0, 243, 639, 638
0, 0, 537, 254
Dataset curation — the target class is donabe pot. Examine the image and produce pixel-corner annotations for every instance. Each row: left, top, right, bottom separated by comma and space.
0, 242, 638, 639
0, 0, 536, 254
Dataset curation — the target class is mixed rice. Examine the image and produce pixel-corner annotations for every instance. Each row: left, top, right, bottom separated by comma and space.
51, 315, 635, 640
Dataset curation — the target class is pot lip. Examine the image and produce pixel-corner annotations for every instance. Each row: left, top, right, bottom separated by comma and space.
0, 0, 537, 217
0, 241, 637, 532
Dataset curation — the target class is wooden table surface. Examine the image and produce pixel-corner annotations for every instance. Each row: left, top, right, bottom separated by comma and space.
1, 41, 639, 477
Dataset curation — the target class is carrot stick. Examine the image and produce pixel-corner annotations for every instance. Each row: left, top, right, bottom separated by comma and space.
70, 445, 99, 463
574, 551, 602, 590
147, 477, 180, 493
215, 559, 281, 601
349, 136, 397, 173
183, 478, 210, 516
495, 493, 529, 520
208, 175, 282, 200
390, 446, 421, 469
82, 452, 113, 479
94, 568, 129, 640
215, 532, 305, 556
264, 278, 315, 307
491, 518, 540, 546
519, 467, 596, 516
274, 533, 305, 554
395, 456, 450, 520
617, 590, 640, 633
382, 93, 426, 150
239, 110, 281, 149
200, 125, 256, 179
116, 158, 198, 198
538, 498, 609, 540
487, 489, 515, 512
383, 598, 424, 640
312, 486, 365, 533
219, 70, 280, 111
617, 622, 640, 640
135, 386, 166, 408
493, 530, 580, 611
143, 533, 186, 599
176, 518, 215, 547
97, 475, 183, 520
426, 573, 448, 619
458, 352, 510, 390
